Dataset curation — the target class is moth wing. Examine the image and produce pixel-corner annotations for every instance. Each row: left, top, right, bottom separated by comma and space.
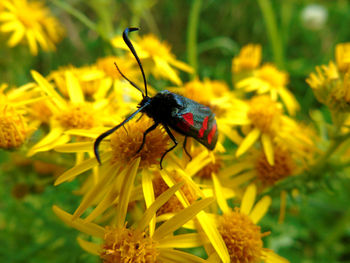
168, 95, 218, 150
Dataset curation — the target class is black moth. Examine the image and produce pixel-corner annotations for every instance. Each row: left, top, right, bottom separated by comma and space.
94, 27, 218, 169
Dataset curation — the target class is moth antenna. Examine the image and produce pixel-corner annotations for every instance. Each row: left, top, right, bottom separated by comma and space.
123, 27, 148, 97
114, 62, 144, 97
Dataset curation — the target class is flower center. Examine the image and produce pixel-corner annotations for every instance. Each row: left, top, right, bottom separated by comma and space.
196, 159, 222, 179
153, 171, 197, 214
218, 208, 266, 263
255, 147, 295, 186
55, 104, 95, 129
256, 64, 288, 88
0, 105, 28, 149
247, 96, 281, 134
101, 225, 158, 263
110, 117, 169, 168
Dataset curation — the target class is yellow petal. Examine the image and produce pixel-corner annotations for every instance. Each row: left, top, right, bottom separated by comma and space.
65, 71, 84, 104
261, 248, 290, 263
196, 211, 230, 263
54, 141, 95, 153
158, 248, 208, 263
72, 163, 121, 220
0, 20, 19, 32
168, 58, 194, 73
141, 170, 155, 236
8, 26, 24, 46
30, 70, 67, 110
249, 195, 271, 224
115, 158, 140, 228
26, 30, 38, 55
54, 152, 112, 185
236, 128, 260, 157
52, 205, 104, 238
157, 233, 205, 248
153, 197, 214, 241
279, 87, 300, 116
77, 237, 100, 255
154, 56, 182, 85
240, 184, 257, 215
27, 126, 64, 156
212, 173, 230, 214
135, 182, 184, 233
261, 133, 274, 165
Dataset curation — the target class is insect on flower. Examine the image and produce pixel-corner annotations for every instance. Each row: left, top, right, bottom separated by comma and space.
94, 27, 218, 168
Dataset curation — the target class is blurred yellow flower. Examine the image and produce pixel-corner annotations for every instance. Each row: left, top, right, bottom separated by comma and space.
232, 44, 262, 73
112, 33, 193, 85
237, 64, 300, 116
0, 0, 65, 55
335, 42, 350, 73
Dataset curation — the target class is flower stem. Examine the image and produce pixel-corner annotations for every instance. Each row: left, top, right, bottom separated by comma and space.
257, 0, 284, 68
187, 0, 202, 78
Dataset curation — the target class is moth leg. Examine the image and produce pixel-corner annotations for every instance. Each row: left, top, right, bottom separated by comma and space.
136, 113, 144, 122
183, 136, 192, 161
160, 125, 178, 169
136, 122, 159, 153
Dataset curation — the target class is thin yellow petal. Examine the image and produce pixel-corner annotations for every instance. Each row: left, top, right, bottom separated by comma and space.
249, 196, 271, 224
141, 170, 155, 236
236, 128, 261, 157
54, 152, 112, 185
8, 26, 24, 46
168, 58, 194, 73
159, 248, 208, 263
196, 211, 230, 263
157, 233, 205, 248
261, 249, 290, 263
29, 134, 70, 155
262, 133, 274, 165
65, 71, 84, 104
135, 182, 184, 233
77, 237, 100, 255
212, 173, 230, 214
30, 70, 67, 110
54, 141, 95, 153
0, 20, 19, 32
116, 158, 140, 228
153, 197, 214, 241
240, 184, 257, 215
224, 170, 256, 188
52, 205, 104, 238
279, 87, 300, 116
154, 56, 182, 85
27, 127, 64, 156
72, 163, 121, 220
26, 30, 38, 55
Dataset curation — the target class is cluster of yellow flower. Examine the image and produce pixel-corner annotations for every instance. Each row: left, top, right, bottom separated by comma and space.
2, 1, 350, 263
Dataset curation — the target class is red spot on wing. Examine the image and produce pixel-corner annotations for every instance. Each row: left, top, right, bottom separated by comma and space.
207, 124, 217, 145
182, 113, 194, 126
198, 116, 209, 138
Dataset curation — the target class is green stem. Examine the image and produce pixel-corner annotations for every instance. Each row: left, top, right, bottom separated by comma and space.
51, 0, 98, 33
187, 0, 202, 77
257, 0, 284, 68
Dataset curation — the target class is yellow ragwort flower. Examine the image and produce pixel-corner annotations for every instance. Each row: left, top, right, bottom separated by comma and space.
112, 33, 193, 85
53, 161, 215, 263
335, 42, 350, 73
0, 0, 65, 55
212, 181, 289, 263
232, 44, 262, 73
237, 63, 300, 116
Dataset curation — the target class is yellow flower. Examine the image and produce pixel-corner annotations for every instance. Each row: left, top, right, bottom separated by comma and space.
335, 42, 350, 73
112, 33, 193, 85
237, 64, 300, 116
0, 0, 65, 55
0, 83, 40, 149
211, 181, 289, 263
27, 70, 110, 156
232, 44, 262, 73
53, 159, 215, 263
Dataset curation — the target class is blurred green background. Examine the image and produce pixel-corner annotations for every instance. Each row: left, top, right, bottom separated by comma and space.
1, 0, 350, 262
